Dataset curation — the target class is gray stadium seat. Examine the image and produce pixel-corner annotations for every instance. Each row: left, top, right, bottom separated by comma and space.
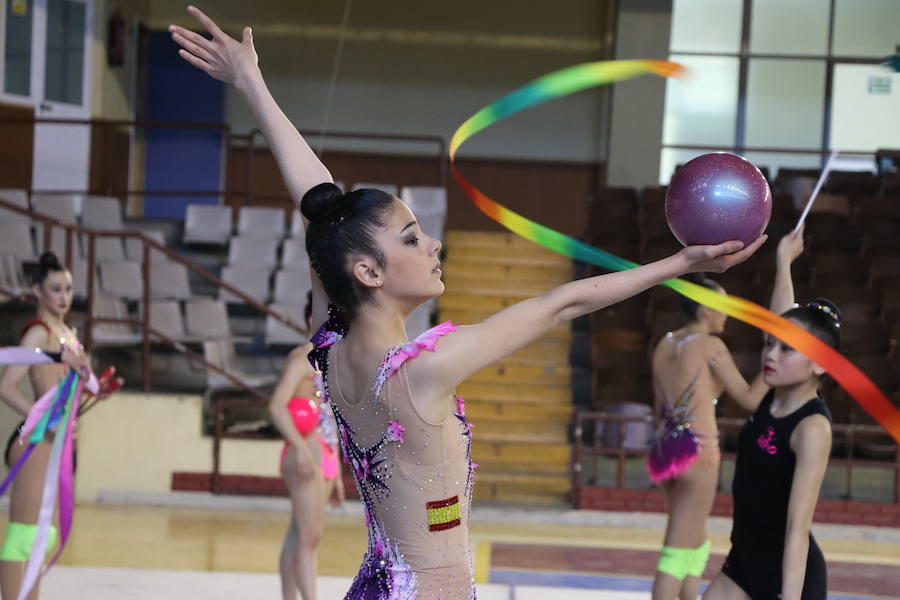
202, 339, 277, 389
32, 194, 79, 257
0, 222, 37, 260
289, 211, 304, 239
148, 300, 191, 342
279, 238, 309, 270
401, 186, 447, 241
264, 303, 308, 346
184, 297, 231, 340
91, 295, 142, 345
273, 268, 311, 305
183, 204, 232, 245
149, 262, 192, 299
219, 265, 270, 304
226, 236, 279, 268
236, 206, 285, 238
81, 196, 123, 230
0, 189, 31, 224
0, 255, 28, 296
125, 230, 168, 263
98, 260, 143, 300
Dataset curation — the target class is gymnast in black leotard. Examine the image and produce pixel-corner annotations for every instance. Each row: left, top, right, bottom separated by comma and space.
722, 389, 831, 600
704, 229, 837, 600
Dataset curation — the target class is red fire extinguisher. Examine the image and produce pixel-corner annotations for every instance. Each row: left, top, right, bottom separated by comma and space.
108, 10, 126, 66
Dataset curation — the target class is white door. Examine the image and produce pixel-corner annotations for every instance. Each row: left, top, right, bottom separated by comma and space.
32, 0, 93, 191
0, 0, 93, 192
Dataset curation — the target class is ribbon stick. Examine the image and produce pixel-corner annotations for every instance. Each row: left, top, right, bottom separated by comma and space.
449, 59, 900, 442
18, 374, 77, 600
795, 149, 839, 231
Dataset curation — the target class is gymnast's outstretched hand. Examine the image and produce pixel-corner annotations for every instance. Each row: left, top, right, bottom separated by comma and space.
678, 235, 767, 274
169, 5, 258, 89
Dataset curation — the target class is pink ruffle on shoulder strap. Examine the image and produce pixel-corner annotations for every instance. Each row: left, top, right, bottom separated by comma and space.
373, 321, 457, 396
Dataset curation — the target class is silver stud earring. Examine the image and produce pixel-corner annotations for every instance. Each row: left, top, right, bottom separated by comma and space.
376, 279, 382, 286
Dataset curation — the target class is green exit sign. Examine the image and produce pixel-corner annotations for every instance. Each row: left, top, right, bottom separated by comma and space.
868, 76, 892, 95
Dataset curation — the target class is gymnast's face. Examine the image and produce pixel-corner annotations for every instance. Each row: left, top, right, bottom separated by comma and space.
368, 200, 444, 308
34, 269, 74, 319
761, 319, 825, 388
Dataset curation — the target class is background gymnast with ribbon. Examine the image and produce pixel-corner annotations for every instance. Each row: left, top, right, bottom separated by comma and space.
0, 252, 122, 600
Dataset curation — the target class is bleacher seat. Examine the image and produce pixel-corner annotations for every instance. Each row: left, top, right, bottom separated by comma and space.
0, 189, 31, 224
184, 297, 231, 340
352, 182, 398, 196
0, 222, 37, 260
183, 204, 232, 245
280, 238, 309, 269
289, 211, 306, 241
81, 196, 123, 230
202, 339, 277, 389
0, 255, 28, 296
69, 253, 96, 298
91, 295, 142, 345
32, 194, 79, 257
219, 266, 270, 304
401, 186, 447, 241
125, 230, 168, 263
264, 303, 308, 346
149, 261, 192, 299
273, 268, 311, 305
226, 236, 279, 268
98, 260, 143, 300
148, 300, 191, 341
236, 206, 285, 238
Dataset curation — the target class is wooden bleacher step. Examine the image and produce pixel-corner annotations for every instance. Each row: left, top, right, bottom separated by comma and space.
441, 230, 574, 505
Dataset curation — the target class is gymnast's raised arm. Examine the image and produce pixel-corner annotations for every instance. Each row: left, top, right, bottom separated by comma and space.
169, 5, 332, 328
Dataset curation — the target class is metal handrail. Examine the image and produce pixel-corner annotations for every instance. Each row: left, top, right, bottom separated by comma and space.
572, 411, 900, 505
0, 197, 305, 394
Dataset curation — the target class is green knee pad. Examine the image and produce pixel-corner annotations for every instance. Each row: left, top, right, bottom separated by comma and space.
657, 545, 692, 580
0, 522, 58, 562
688, 539, 711, 577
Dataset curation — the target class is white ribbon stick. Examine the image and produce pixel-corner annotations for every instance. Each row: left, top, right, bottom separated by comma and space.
794, 150, 839, 231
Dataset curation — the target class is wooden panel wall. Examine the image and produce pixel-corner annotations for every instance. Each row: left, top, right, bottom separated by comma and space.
227, 146, 600, 236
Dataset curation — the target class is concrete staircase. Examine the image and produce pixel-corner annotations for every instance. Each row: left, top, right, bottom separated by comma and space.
439, 231, 574, 505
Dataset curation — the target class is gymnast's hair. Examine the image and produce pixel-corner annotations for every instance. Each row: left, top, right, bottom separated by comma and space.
301, 182, 396, 322
679, 273, 722, 321
781, 298, 842, 351
32, 251, 67, 286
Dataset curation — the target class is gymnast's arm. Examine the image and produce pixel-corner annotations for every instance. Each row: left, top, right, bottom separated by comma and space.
771, 224, 804, 315
781, 414, 831, 600
169, 5, 332, 330
410, 237, 766, 399
0, 327, 51, 416
707, 337, 768, 412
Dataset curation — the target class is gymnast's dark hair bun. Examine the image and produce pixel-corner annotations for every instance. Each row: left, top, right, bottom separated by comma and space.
782, 297, 842, 351
33, 251, 65, 286
301, 182, 345, 224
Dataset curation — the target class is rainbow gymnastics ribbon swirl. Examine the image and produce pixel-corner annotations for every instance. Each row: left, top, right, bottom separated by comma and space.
449, 59, 900, 442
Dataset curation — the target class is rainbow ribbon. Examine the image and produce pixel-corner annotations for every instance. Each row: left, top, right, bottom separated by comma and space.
449, 59, 900, 442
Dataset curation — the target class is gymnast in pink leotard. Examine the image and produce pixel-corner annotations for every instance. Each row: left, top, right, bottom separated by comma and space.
269, 339, 343, 600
